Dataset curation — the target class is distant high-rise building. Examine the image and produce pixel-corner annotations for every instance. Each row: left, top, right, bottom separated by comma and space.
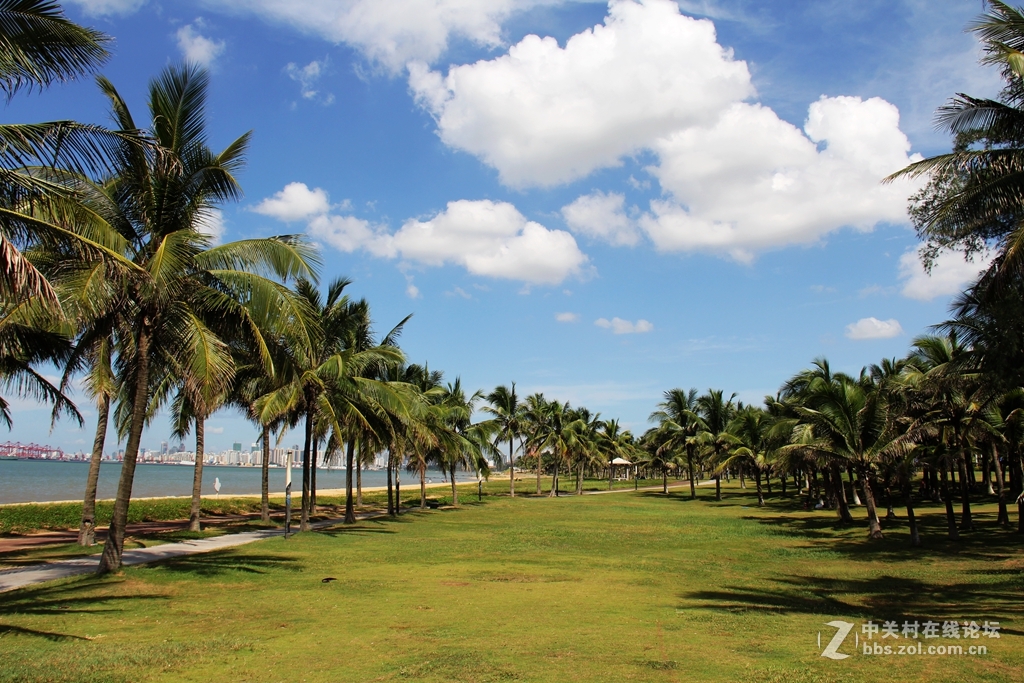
160, 441, 168, 454
233, 442, 242, 452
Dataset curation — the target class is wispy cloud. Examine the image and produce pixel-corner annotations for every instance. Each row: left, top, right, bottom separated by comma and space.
595, 317, 653, 335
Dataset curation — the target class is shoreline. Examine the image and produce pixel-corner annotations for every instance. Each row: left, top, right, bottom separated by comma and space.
0, 480, 480, 507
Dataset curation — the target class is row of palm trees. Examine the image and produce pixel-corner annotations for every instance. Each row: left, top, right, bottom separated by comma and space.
639, 336, 1024, 545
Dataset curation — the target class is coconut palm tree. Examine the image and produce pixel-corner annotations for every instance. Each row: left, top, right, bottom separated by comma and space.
789, 375, 904, 540
650, 388, 702, 499
695, 389, 737, 501
722, 406, 774, 506
79, 64, 319, 573
257, 278, 404, 528
887, 1, 1024, 286
521, 392, 550, 494
482, 383, 522, 497
0, 0, 120, 307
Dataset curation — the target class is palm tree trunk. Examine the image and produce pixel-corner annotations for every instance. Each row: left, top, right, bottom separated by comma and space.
904, 479, 921, 547
310, 441, 318, 514
755, 470, 764, 506
714, 474, 721, 501
300, 407, 312, 532
830, 463, 854, 523
509, 439, 515, 498
847, 466, 861, 506
261, 426, 270, 524
356, 450, 363, 507
991, 446, 1009, 526
958, 453, 974, 531
97, 327, 151, 574
859, 467, 884, 540
549, 456, 559, 497
687, 452, 696, 500
450, 466, 458, 506
739, 465, 745, 489
395, 460, 401, 516
535, 449, 542, 495
983, 452, 994, 496
188, 415, 205, 532
344, 439, 356, 524
78, 395, 109, 546
608, 462, 614, 490
941, 467, 959, 540
386, 448, 394, 516
419, 462, 426, 509
662, 468, 668, 494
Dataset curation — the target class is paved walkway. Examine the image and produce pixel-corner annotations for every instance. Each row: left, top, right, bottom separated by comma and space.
0, 515, 347, 594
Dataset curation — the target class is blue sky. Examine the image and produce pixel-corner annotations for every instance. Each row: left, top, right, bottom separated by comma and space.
3, 0, 1007, 453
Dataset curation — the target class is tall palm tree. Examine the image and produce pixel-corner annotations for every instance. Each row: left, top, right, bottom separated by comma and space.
78, 64, 319, 573
723, 406, 773, 506
695, 389, 737, 501
482, 383, 522, 497
521, 392, 550, 494
650, 388, 702, 499
257, 278, 403, 528
789, 375, 903, 540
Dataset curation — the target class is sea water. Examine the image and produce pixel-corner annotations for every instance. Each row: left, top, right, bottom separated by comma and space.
0, 459, 474, 505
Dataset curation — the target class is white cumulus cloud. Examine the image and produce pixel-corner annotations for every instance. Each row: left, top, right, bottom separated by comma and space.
561, 191, 639, 246
258, 185, 588, 285
177, 23, 226, 67
556, 312, 580, 323
410, 0, 754, 187
845, 317, 903, 340
595, 317, 653, 334
898, 247, 994, 301
640, 96, 920, 257
388, 200, 588, 284
253, 182, 331, 221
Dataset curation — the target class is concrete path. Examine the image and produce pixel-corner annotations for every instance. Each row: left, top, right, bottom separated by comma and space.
0, 516, 346, 594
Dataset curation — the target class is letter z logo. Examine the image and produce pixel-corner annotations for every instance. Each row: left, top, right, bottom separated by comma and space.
819, 620, 855, 660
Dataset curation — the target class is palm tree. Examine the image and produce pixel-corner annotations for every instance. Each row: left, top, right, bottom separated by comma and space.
789, 375, 903, 540
650, 388, 702, 499
535, 400, 582, 497
887, 1, 1024, 285
0, 0, 117, 307
482, 383, 522, 497
695, 389, 737, 501
79, 64, 318, 573
257, 278, 404, 528
723, 406, 774, 506
521, 392, 550, 494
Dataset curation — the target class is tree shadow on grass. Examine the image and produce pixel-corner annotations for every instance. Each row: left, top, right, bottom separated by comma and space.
680, 574, 1023, 629
143, 550, 298, 577
0, 576, 166, 641
747, 511, 1024, 563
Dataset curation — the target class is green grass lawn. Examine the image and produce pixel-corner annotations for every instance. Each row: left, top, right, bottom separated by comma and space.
0, 482, 1020, 682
